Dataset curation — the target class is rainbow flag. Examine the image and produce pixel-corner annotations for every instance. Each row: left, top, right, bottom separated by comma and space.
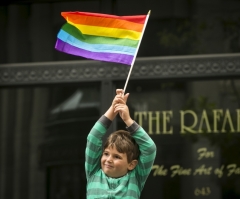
55, 12, 148, 65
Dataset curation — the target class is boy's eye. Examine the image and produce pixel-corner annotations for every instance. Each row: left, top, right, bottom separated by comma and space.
115, 155, 121, 159
103, 152, 109, 156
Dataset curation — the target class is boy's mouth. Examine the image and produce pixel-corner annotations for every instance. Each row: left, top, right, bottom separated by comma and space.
104, 164, 113, 168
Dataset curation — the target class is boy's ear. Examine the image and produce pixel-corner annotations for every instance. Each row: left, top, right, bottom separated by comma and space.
128, 160, 138, 171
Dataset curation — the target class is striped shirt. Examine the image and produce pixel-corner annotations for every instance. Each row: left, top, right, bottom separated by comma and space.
85, 115, 156, 199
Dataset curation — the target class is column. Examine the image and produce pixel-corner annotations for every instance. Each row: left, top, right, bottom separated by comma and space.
6, 4, 31, 63
28, 88, 49, 199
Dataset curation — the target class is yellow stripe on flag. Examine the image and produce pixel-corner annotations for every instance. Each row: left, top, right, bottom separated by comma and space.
68, 21, 141, 40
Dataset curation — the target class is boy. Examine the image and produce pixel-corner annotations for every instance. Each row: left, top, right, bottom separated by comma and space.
85, 89, 156, 199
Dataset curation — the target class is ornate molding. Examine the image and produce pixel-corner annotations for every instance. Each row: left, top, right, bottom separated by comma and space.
0, 53, 240, 86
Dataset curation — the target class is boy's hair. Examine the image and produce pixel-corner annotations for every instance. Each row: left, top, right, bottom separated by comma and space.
103, 130, 140, 163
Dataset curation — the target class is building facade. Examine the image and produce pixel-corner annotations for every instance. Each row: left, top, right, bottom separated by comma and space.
0, 1, 240, 199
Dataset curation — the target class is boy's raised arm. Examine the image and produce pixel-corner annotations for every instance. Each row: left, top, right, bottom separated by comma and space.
114, 90, 156, 190
128, 124, 156, 190
85, 90, 127, 179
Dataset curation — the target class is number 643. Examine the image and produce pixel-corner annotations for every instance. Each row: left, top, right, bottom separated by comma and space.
194, 187, 211, 196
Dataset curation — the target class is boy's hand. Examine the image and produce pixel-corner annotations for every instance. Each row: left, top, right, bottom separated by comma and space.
112, 89, 129, 108
114, 103, 133, 127
105, 89, 132, 124
116, 89, 129, 103
113, 89, 133, 126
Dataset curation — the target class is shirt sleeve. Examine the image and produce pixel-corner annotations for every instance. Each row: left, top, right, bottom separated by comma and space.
85, 115, 112, 179
127, 121, 157, 191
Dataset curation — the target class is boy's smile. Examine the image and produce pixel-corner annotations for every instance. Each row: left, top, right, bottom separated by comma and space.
101, 145, 133, 178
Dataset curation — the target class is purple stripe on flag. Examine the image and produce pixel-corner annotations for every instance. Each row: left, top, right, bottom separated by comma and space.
55, 39, 133, 65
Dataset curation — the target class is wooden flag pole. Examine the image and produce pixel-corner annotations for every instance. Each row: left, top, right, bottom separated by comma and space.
123, 10, 151, 93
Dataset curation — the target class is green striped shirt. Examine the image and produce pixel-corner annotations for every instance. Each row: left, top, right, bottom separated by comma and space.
85, 115, 156, 199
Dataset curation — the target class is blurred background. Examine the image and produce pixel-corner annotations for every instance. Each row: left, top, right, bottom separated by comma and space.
0, 0, 240, 199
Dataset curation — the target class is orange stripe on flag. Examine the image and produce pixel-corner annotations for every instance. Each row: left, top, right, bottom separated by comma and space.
61, 12, 145, 32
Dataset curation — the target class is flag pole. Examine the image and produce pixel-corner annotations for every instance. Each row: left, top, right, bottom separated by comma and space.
123, 10, 151, 93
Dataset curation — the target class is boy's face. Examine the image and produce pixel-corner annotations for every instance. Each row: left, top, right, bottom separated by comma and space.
101, 145, 137, 178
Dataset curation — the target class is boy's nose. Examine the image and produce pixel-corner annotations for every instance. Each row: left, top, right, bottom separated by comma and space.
106, 156, 113, 162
